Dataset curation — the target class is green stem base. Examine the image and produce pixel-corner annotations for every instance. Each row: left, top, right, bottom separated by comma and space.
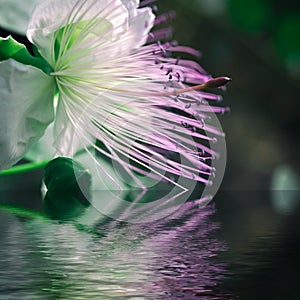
0, 160, 50, 177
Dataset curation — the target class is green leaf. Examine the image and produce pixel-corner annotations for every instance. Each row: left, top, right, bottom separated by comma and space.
0, 35, 52, 74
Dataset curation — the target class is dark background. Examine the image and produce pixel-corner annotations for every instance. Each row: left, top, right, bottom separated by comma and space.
159, 0, 300, 191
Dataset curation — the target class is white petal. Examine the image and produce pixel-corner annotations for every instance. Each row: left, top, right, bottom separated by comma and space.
25, 102, 86, 161
121, 0, 139, 18
52, 98, 80, 157
0, 59, 56, 170
102, 3, 155, 56
25, 123, 56, 161
0, 0, 44, 34
27, 0, 129, 63
124, 6, 155, 50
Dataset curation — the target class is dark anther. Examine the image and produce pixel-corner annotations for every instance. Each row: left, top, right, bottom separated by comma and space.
205, 76, 232, 89
181, 121, 188, 128
165, 68, 173, 75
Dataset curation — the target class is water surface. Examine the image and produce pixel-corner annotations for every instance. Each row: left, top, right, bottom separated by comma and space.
0, 190, 300, 299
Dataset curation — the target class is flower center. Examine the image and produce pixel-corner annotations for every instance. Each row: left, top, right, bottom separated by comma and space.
51, 17, 113, 73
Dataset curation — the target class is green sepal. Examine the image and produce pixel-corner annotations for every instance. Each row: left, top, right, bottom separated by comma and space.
32, 44, 44, 59
44, 157, 91, 200
0, 36, 52, 74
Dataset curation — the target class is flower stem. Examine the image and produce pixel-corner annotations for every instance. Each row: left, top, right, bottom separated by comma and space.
0, 160, 51, 177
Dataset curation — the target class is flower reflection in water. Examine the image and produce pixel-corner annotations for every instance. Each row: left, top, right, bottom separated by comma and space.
139, 203, 230, 299
0, 190, 231, 299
